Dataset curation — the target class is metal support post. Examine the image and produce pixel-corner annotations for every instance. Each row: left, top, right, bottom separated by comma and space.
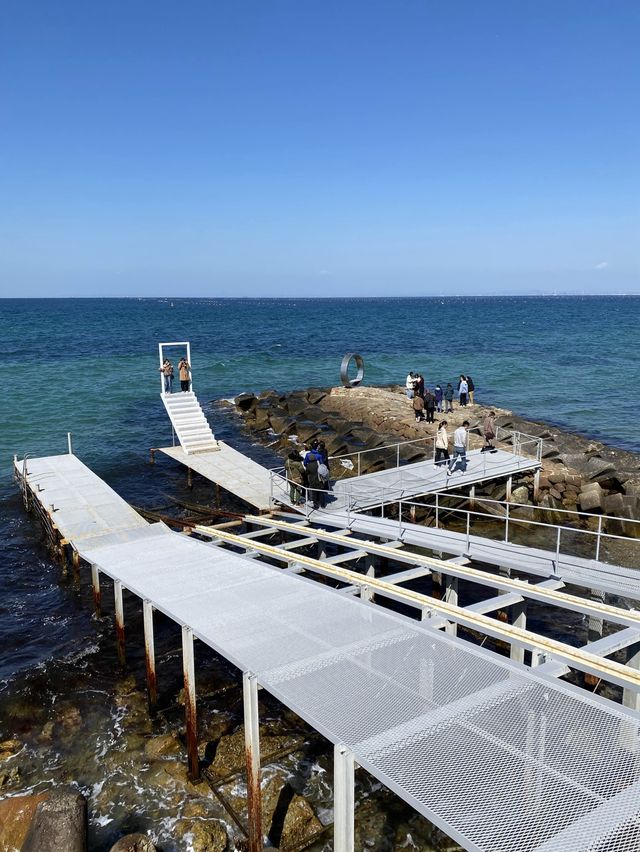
114, 580, 126, 667
361, 556, 376, 602
506, 475, 513, 503
595, 515, 603, 562
622, 644, 640, 712
435, 493, 439, 529
243, 672, 263, 852
67, 432, 73, 454
465, 511, 471, 552
533, 469, 540, 503
505, 501, 510, 542
334, 744, 355, 852
143, 601, 158, 714
443, 576, 458, 636
187, 467, 193, 489
91, 564, 101, 616
396, 443, 400, 468
510, 601, 526, 664
71, 548, 81, 584
182, 626, 200, 781
469, 485, 475, 510
357, 453, 361, 477
410, 503, 416, 524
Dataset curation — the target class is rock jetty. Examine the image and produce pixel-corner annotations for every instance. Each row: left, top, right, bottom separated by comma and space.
230, 385, 640, 533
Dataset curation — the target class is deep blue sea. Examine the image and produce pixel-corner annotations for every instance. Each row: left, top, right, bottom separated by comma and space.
0, 295, 637, 847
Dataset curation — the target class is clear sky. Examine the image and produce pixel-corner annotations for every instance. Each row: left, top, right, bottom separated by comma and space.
1, 0, 638, 297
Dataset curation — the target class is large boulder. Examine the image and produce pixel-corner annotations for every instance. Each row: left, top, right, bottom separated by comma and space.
110, 835, 156, 852
269, 414, 297, 436
306, 387, 328, 405
22, 790, 87, 852
234, 392, 257, 413
295, 420, 323, 443
284, 395, 309, 417
579, 483, 604, 513
584, 457, 617, 482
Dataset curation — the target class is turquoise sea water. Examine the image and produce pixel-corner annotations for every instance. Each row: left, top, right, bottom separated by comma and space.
0, 294, 639, 681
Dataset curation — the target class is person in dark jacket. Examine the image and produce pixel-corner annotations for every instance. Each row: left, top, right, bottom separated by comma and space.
304, 441, 324, 508
444, 383, 454, 413
285, 452, 304, 504
467, 375, 475, 405
434, 385, 443, 413
424, 388, 436, 423
413, 394, 425, 422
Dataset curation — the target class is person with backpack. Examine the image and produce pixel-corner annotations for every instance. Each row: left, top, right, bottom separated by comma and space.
444, 383, 454, 413
424, 387, 436, 423
304, 441, 325, 508
434, 421, 450, 466
317, 440, 331, 503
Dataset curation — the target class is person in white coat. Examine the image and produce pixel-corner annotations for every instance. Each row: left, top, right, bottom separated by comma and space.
434, 421, 450, 466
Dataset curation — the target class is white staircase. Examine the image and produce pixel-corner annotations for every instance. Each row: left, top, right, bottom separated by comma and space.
161, 391, 219, 455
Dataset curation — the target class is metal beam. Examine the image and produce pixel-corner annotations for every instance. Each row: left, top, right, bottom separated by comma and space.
143, 600, 157, 714
182, 626, 199, 781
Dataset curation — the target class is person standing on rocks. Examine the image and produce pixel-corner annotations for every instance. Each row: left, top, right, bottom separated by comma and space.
424, 387, 436, 423
413, 393, 425, 422
317, 440, 332, 501
444, 383, 454, 413
405, 372, 415, 400
415, 374, 425, 399
458, 375, 469, 407
447, 420, 469, 476
178, 356, 191, 392
435, 420, 450, 466
481, 411, 497, 453
467, 375, 475, 405
434, 384, 443, 413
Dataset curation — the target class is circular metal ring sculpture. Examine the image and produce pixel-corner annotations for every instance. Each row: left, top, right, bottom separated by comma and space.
340, 353, 365, 388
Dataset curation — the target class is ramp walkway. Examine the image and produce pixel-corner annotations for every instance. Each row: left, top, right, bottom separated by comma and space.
287, 507, 640, 600
158, 441, 273, 511
329, 447, 540, 511
16, 451, 640, 850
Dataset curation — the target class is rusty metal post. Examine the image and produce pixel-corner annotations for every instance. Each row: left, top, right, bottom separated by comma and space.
114, 580, 126, 667
216, 483, 221, 508
150, 448, 156, 464
334, 743, 355, 852
533, 468, 540, 503
243, 671, 262, 852
71, 548, 81, 584
182, 626, 200, 781
91, 564, 102, 617
187, 467, 193, 489
143, 600, 158, 714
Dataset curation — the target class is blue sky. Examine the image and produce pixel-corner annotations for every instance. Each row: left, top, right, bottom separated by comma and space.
1, 0, 638, 297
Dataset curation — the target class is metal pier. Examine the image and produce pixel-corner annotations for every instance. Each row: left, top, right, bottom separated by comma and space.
15, 451, 640, 852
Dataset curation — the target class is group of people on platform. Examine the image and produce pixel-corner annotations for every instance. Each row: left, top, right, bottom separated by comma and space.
434, 411, 497, 475
405, 372, 475, 415
159, 357, 191, 394
285, 439, 331, 509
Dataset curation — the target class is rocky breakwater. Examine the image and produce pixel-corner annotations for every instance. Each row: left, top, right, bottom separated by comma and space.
231, 385, 640, 536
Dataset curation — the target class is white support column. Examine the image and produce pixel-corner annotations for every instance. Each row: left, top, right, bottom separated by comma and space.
243, 672, 262, 852
443, 576, 458, 637
506, 475, 513, 503
143, 600, 157, 714
510, 601, 527, 664
182, 626, 199, 781
114, 580, 125, 667
623, 644, 640, 712
360, 556, 375, 602
334, 744, 355, 852
91, 564, 101, 617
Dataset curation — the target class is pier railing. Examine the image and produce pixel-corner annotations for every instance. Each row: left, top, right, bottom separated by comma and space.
268, 470, 639, 571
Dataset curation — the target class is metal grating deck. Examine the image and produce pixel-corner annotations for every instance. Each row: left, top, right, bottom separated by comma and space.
77, 523, 640, 852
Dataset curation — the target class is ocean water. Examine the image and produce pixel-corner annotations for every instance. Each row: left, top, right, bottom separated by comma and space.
0, 295, 638, 846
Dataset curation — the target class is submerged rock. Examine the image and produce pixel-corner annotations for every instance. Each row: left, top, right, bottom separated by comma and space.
175, 817, 228, 851
22, 789, 87, 852
109, 833, 156, 852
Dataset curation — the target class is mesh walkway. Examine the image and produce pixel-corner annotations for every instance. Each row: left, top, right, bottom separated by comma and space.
78, 522, 640, 852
